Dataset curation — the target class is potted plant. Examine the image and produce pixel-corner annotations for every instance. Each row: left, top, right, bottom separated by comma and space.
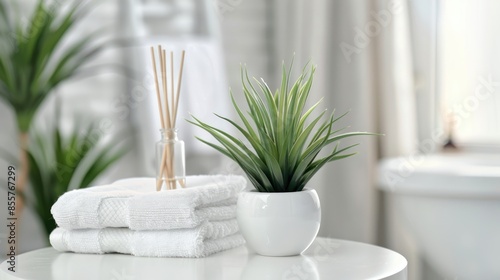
0, 1, 103, 215
190, 63, 374, 256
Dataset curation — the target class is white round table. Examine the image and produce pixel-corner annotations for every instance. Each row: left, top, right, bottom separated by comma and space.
0, 238, 407, 280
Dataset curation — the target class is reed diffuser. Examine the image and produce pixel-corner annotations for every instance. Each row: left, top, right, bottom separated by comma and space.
150, 46, 186, 191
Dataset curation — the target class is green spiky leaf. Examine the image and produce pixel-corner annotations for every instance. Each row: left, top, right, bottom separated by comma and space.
0, 1, 103, 132
191, 63, 377, 192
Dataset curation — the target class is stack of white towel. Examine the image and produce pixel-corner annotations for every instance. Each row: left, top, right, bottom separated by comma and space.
50, 175, 247, 258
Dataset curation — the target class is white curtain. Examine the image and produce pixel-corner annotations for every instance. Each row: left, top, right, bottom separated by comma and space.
273, 0, 417, 243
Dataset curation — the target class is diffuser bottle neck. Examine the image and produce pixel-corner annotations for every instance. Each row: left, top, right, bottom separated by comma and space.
160, 128, 178, 141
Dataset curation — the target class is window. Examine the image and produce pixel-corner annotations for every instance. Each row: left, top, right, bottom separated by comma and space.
438, 0, 500, 146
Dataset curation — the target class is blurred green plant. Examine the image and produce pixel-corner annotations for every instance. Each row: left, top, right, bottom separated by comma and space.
0, 0, 103, 214
0, 1, 102, 132
28, 119, 127, 238
191, 63, 376, 192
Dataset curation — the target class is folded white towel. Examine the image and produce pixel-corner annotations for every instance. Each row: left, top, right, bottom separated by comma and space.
51, 175, 246, 230
50, 220, 245, 258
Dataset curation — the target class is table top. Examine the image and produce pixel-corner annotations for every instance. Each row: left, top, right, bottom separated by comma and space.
0, 237, 407, 280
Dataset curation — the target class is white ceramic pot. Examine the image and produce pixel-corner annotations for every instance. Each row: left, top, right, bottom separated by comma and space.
237, 189, 321, 256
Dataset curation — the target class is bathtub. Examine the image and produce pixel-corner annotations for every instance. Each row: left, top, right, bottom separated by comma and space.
378, 152, 500, 280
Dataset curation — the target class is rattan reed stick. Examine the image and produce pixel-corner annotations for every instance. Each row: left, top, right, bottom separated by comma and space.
150, 46, 186, 190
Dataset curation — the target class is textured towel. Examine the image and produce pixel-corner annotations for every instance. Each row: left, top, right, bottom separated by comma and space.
51, 175, 246, 230
50, 220, 245, 258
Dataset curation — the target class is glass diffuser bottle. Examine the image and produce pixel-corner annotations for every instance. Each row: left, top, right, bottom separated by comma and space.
150, 46, 186, 191
156, 128, 185, 190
